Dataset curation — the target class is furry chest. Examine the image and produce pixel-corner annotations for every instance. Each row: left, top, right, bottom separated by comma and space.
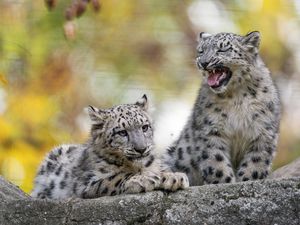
224, 98, 261, 138
226, 109, 253, 135
223, 101, 264, 168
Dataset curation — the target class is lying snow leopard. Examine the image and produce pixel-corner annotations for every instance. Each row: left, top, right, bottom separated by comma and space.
163, 31, 281, 186
31, 95, 189, 199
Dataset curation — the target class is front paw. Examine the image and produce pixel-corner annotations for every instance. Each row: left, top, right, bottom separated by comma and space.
236, 167, 269, 182
160, 172, 189, 191
124, 174, 161, 194
124, 179, 153, 194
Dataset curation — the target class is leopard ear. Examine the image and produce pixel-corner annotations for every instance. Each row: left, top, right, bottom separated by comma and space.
135, 94, 148, 111
242, 31, 260, 53
86, 105, 108, 123
198, 32, 212, 42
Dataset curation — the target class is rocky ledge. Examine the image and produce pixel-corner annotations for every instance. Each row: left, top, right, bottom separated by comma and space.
0, 176, 300, 225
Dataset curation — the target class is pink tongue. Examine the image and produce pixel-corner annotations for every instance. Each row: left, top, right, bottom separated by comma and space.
207, 73, 221, 86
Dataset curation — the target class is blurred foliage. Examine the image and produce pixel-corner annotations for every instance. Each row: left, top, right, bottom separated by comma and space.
0, 0, 299, 192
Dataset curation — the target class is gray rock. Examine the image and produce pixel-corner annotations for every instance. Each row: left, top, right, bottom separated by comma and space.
1, 176, 300, 225
0, 176, 29, 201
271, 158, 300, 179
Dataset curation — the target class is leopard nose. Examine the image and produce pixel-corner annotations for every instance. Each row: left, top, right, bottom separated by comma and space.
135, 148, 147, 154
201, 62, 209, 69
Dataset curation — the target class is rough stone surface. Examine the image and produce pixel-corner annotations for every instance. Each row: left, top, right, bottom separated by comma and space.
1, 176, 300, 225
0, 176, 29, 201
271, 158, 300, 179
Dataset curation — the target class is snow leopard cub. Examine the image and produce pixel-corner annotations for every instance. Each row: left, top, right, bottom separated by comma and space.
163, 31, 281, 186
31, 95, 189, 199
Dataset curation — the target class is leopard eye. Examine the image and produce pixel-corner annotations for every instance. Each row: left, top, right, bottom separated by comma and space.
117, 130, 128, 137
198, 49, 204, 55
217, 46, 230, 53
217, 49, 226, 53
142, 124, 149, 132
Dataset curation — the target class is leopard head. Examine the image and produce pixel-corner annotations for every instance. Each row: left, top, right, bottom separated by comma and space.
87, 95, 154, 160
196, 31, 261, 93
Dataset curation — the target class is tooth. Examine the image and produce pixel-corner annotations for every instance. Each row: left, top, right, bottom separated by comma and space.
213, 69, 215, 73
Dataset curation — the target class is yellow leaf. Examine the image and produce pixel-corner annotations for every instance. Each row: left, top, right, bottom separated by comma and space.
9, 93, 58, 126
0, 117, 14, 141
0, 141, 45, 193
0, 73, 8, 86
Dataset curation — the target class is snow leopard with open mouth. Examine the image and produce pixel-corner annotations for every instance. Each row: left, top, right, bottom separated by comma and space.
163, 31, 281, 186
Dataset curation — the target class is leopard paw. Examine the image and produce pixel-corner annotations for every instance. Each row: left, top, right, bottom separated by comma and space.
160, 172, 189, 191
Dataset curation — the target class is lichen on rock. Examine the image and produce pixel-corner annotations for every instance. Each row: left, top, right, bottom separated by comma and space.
1, 176, 300, 225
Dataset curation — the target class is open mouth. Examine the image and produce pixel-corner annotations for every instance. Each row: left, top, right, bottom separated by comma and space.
206, 66, 232, 89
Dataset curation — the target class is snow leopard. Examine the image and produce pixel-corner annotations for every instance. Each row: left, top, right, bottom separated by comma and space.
163, 31, 281, 186
31, 95, 189, 199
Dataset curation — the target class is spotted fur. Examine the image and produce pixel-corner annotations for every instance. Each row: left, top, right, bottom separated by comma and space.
31, 95, 189, 199
163, 31, 281, 185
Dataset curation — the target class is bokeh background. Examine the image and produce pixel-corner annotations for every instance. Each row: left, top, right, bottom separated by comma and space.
0, 0, 300, 193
